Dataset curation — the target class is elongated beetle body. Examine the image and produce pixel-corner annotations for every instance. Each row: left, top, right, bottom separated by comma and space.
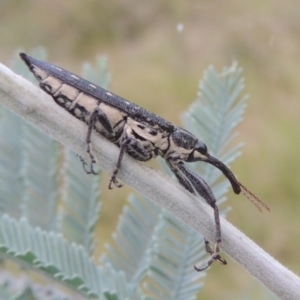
20, 53, 269, 271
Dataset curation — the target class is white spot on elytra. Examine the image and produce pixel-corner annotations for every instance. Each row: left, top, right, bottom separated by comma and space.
106, 92, 112, 96
71, 75, 79, 79
54, 66, 62, 71
89, 84, 96, 89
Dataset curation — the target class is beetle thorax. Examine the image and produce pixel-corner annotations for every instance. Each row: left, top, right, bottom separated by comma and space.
164, 128, 198, 161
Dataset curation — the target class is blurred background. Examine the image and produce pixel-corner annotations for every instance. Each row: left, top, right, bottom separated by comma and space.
1, 0, 300, 298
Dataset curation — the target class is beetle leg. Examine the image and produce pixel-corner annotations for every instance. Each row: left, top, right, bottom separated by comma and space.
85, 107, 98, 166
175, 162, 227, 271
108, 136, 131, 189
83, 106, 115, 175
78, 155, 97, 175
109, 134, 154, 189
166, 159, 195, 194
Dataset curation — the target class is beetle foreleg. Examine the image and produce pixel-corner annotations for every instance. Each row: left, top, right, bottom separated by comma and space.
166, 159, 195, 194
176, 162, 227, 271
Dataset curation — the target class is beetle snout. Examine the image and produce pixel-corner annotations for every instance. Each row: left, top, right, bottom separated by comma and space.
203, 154, 241, 194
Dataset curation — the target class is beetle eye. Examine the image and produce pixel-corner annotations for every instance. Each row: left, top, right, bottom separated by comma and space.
196, 141, 207, 155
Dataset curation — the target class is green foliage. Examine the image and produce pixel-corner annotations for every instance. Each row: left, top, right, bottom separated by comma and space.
0, 48, 250, 299
0, 107, 25, 219
183, 62, 247, 181
183, 62, 248, 212
0, 48, 50, 221
59, 151, 102, 254
21, 116, 60, 230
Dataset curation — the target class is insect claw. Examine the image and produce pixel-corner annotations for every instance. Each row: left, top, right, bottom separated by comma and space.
79, 156, 98, 175
108, 179, 114, 190
194, 261, 212, 272
90, 163, 98, 175
83, 165, 92, 174
194, 239, 226, 272
218, 256, 227, 265
194, 252, 227, 272
116, 182, 124, 188
79, 156, 91, 174
108, 175, 123, 189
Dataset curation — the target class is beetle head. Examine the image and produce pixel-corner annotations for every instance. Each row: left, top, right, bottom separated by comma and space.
187, 140, 241, 194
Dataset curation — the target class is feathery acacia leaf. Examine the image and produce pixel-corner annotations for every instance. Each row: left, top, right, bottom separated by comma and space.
0, 108, 24, 218
59, 151, 101, 254
101, 194, 160, 286
0, 48, 49, 220
0, 215, 144, 299
21, 124, 60, 230
183, 62, 247, 187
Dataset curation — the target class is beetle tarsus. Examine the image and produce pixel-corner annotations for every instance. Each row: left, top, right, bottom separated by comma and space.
194, 239, 227, 271
79, 156, 98, 175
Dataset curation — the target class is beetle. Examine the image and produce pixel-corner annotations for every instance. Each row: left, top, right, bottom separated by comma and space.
20, 53, 269, 271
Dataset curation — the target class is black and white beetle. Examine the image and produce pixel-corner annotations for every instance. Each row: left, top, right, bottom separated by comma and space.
20, 53, 269, 271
